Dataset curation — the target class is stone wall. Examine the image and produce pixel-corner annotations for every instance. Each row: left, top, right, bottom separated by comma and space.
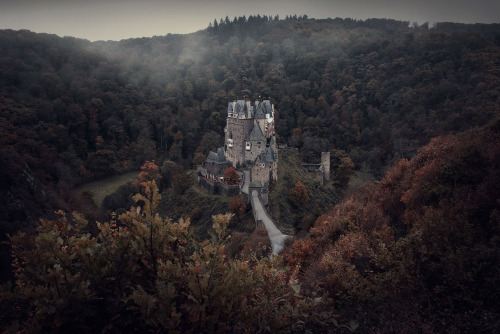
264, 118, 275, 138
199, 177, 217, 194
225, 117, 254, 167
256, 119, 266, 136
205, 161, 230, 179
244, 140, 266, 163
198, 177, 239, 196
251, 163, 272, 188
321, 152, 331, 181
301, 152, 330, 185
270, 161, 278, 182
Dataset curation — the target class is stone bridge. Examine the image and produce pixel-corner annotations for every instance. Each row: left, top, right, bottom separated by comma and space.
240, 171, 288, 255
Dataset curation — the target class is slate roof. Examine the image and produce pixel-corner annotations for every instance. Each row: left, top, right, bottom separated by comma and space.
228, 100, 272, 119
206, 151, 217, 162
254, 105, 266, 119
256, 147, 276, 165
262, 100, 273, 114
247, 123, 266, 142
254, 146, 276, 167
268, 135, 276, 147
206, 147, 229, 164
217, 147, 226, 161
264, 146, 275, 163
234, 100, 246, 114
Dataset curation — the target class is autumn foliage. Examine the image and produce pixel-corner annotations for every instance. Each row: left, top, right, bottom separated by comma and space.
289, 181, 310, 207
241, 226, 272, 260
284, 120, 500, 332
133, 160, 161, 186
0, 181, 354, 333
1, 19, 500, 333
223, 167, 240, 185
228, 196, 246, 222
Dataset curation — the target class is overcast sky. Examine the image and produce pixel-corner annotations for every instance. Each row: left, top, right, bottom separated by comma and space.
0, 0, 499, 41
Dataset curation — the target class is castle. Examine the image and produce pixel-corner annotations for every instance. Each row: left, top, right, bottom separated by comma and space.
197, 99, 330, 254
198, 100, 278, 195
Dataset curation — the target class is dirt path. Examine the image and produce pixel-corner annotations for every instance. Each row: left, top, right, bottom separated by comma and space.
73, 172, 139, 207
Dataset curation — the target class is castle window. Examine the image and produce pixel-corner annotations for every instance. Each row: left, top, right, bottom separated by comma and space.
246, 142, 251, 151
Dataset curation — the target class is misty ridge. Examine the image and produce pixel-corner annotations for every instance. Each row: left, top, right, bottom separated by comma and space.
0, 15, 499, 333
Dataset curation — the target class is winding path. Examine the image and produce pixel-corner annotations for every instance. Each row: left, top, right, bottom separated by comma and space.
239, 169, 288, 255
251, 190, 288, 256
241, 170, 250, 194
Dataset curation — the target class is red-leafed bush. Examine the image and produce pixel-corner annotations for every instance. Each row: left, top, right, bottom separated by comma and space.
285, 120, 500, 332
133, 160, 161, 186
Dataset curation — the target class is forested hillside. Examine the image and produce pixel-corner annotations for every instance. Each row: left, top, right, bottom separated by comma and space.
284, 119, 500, 332
1, 18, 499, 231
0, 16, 499, 332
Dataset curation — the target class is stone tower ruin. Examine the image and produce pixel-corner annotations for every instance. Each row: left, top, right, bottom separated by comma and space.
321, 151, 330, 182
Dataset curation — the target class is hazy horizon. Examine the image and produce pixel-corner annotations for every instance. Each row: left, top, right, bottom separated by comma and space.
0, 0, 499, 41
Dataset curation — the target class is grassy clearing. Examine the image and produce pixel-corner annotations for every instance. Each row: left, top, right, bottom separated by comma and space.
73, 172, 139, 207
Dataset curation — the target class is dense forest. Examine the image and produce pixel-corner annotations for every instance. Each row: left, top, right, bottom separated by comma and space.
284, 120, 500, 332
0, 16, 499, 332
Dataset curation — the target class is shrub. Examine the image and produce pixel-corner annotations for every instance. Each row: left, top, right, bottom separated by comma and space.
1, 181, 354, 333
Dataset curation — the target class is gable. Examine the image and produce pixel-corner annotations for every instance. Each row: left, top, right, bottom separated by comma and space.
247, 123, 266, 142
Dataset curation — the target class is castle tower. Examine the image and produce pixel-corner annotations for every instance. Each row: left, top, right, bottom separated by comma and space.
200, 99, 278, 197
224, 99, 276, 169
321, 152, 330, 182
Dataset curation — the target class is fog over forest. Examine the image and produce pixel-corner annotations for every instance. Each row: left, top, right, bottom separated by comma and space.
1, 0, 499, 40
0, 15, 499, 333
